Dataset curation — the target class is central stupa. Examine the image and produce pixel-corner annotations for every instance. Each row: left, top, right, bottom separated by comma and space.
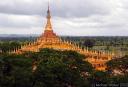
39, 4, 60, 44
42, 4, 58, 39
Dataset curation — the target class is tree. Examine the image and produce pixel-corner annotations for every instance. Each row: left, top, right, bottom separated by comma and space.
0, 41, 21, 53
0, 54, 33, 87
105, 55, 128, 83
106, 55, 128, 75
0, 48, 94, 87
89, 71, 109, 84
26, 49, 93, 87
83, 39, 95, 48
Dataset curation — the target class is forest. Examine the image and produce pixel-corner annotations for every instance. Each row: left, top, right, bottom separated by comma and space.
0, 36, 128, 87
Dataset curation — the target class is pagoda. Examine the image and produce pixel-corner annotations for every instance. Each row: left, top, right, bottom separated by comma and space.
13, 4, 115, 71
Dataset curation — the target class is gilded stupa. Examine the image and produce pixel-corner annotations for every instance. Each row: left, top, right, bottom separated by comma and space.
13, 4, 115, 71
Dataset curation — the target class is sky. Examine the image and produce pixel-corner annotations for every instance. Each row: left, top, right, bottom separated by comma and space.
0, 0, 128, 36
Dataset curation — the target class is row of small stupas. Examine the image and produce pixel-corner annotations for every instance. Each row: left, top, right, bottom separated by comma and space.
12, 5, 115, 71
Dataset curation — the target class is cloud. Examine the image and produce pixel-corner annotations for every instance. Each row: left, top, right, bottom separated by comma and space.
0, 0, 127, 36
0, 13, 43, 28
0, 0, 113, 17
0, 0, 47, 16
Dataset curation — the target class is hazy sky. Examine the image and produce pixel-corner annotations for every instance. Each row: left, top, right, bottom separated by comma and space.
0, 0, 128, 36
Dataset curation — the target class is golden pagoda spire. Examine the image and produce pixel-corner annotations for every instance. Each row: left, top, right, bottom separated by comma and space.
45, 1, 52, 31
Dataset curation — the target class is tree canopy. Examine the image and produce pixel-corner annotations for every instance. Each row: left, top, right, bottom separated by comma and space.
106, 55, 128, 75
0, 48, 93, 87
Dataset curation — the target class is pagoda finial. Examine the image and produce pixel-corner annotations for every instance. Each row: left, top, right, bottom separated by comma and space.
45, 0, 52, 31
48, 0, 50, 11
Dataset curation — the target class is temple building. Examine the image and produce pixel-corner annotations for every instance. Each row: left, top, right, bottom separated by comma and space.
13, 4, 115, 71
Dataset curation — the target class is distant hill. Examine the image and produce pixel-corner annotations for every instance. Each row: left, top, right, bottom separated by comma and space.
0, 34, 39, 37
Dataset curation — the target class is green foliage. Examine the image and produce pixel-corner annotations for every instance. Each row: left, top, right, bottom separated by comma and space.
0, 48, 93, 87
0, 41, 21, 53
104, 55, 128, 83
0, 54, 33, 87
83, 39, 95, 48
89, 71, 109, 84
27, 49, 93, 87
107, 55, 128, 74
0, 36, 128, 86
107, 74, 128, 83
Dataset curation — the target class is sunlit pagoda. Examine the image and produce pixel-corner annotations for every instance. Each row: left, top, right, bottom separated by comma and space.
13, 3, 115, 71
